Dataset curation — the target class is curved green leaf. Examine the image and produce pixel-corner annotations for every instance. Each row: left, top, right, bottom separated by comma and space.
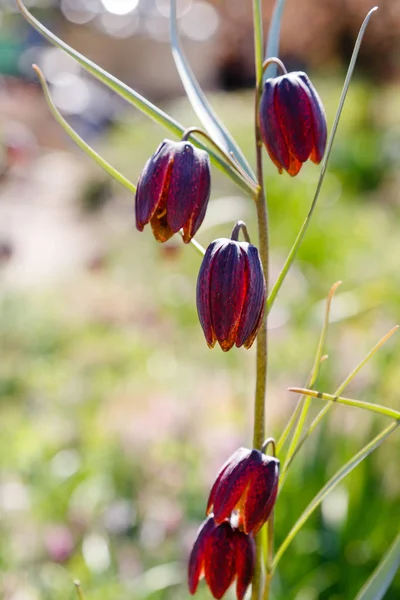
16, 0, 256, 198
264, 0, 287, 79
267, 7, 379, 312
355, 532, 400, 600
32, 65, 136, 194
273, 422, 398, 570
170, 0, 256, 183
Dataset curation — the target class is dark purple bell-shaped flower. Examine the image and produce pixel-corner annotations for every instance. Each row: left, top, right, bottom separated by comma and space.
259, 71, 327, 176
135, 139, 211, 243
196, 234, 266, 352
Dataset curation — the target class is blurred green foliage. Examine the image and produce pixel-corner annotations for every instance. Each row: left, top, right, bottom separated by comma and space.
1, 77, 400, 600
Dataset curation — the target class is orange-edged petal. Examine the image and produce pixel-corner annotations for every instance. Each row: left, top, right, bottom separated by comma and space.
207, 447, 250, 515
209, 241, 247, 351
259, 79, 289, 173
242, 456, 279, 535
236, 244, 266, 349
181, 148, 211, 243
298, 72, 327, 164
135, 141, 173, 231
165, 141, 210, 239
188, 516, 216, 595
212, 449, 260, 525
235, 531, 256, 600
275, 73, 313, 164
196, 239, 226, 348
205, 522, 237, 599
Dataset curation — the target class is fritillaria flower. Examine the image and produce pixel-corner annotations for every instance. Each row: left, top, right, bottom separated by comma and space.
196, 238, 266, 351
207, 447, 279, 535
259, 71, 327, 176
135, 139, 211, 243
188, 515, 255, 600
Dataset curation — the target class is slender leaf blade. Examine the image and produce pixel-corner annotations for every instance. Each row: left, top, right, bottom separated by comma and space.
32, 65, 136, 194
273, 423, 399, 569
355, 532, 400, 600
16, 0, 256, 197
169, 0, 256, 183
264, 0, 286, 79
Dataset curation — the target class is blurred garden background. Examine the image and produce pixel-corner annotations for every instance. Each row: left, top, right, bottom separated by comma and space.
0, 0, 399, 599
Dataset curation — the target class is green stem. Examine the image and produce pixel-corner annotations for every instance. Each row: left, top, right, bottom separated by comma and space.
267, 7, 378, 312
252, 2, 268, 599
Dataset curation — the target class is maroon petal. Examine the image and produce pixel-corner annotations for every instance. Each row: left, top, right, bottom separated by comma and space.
188, 516, 216, 595
235, 531, 256, 600
209, 241, 247, 351
275, 73, 313, 164
196, 239, 226, 348
182, 149, 211, 243
165, 142, 210, 238
207, 447, 250, 515
135, 141, 172, 231
259, 79, 289, 173
242, 457, 279, 535
236, 244, 266, 349
213, 449, 261, 525
298, 72, 327, 164
205, 522, 237, 599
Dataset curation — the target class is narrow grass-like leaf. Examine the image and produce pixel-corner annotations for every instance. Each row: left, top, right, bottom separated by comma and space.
170, 0, 256, 183
16, 0, 256, 198
264, 0, 286, 79
280, 283, 340, 478
267, 7, 379, 312
355, 531, 400, 600
288, 388, 400, 421
273, 422, 398, 570
285, 326, 399, 468
74, 581, 85, 600
32, 65, 137, 194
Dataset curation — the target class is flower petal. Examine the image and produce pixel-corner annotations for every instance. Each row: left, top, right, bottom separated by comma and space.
259, 79, 289, 173
135, 141, 172, 231
275, 73, 313, 164
205, 522, 237, 599
235, 244, 266, 349
235, 531, 256, 600
209, 241, 247, 351
242, 457, 279, 535
213, 449, 261, 524
182, 149, 211, 243
196, 239, 226, 348
207, 447, 250, 515
188, 516, 216, 595
298, 72, 327, 164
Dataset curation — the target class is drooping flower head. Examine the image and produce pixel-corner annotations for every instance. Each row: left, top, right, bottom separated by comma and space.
135, 139, 211, 243
259, 71, 327, 176
188, 515, 255, 600
196, 237, 266, 351
207, 447, 279, 535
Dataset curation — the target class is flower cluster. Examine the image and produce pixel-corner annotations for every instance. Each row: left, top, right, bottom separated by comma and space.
134, 62, 324, 598
134, 67, 326, 352
188, 448, 279, 599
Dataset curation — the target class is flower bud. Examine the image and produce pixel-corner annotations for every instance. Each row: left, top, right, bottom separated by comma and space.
188, 515, 255, 600
135, 139, 211, 243
196, 239, 266, 351
207, 447, 279, 535
259, 71, 327, 176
